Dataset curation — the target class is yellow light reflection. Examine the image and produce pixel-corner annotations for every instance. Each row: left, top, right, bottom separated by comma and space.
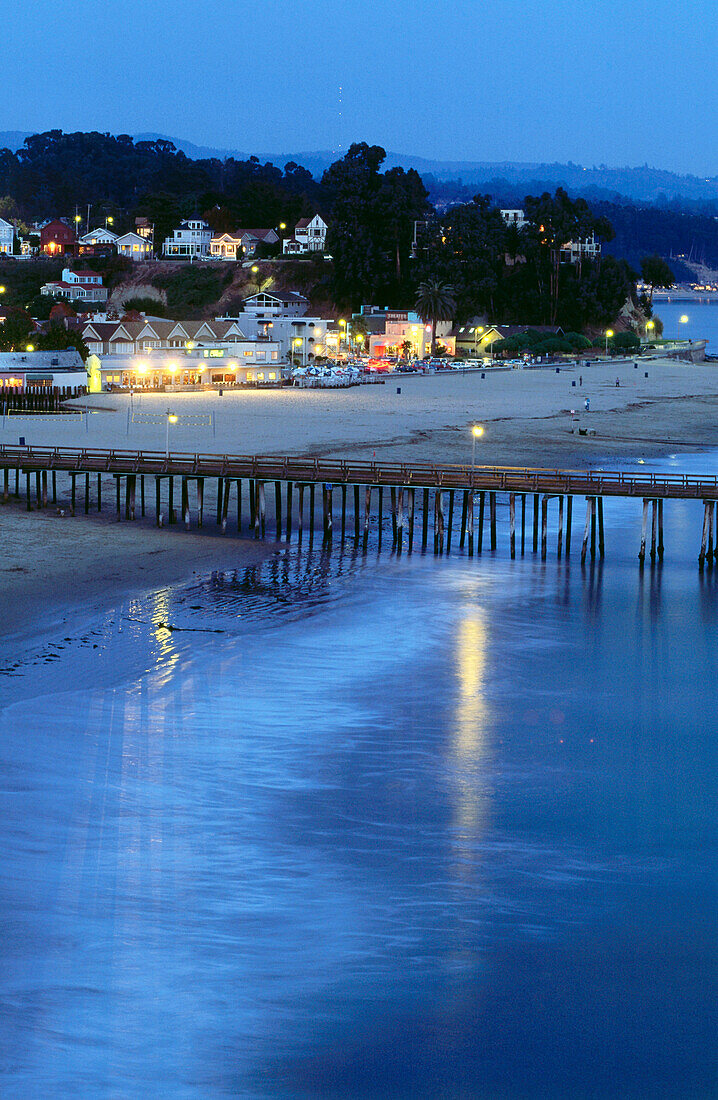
451, 612, 490, 862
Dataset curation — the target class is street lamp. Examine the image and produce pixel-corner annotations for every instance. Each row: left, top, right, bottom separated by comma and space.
0, 285, 5, 294
680, 314, 689, 325
605, 329, 614, 356
645, 319, 655, 342
472, 325, 485, 357
26, 344, 34, 352
293, 335, 304, 365
166, 410, 178, 457
471, 423, 484, 470
106, 216, 114, 229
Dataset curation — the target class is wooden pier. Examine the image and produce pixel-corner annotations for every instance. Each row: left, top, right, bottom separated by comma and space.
2, 444, 718, 568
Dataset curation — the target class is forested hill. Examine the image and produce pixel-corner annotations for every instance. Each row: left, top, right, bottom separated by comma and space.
2, 129, 718, 206
2, 129, 718, 276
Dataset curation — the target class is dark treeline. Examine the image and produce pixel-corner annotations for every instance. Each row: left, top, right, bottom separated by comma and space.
0, 131, 674, 330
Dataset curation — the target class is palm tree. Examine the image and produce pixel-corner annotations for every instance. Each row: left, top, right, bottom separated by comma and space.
414, 279, 456, 357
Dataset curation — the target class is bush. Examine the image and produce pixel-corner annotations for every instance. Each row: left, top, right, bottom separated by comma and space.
563, 332, 593, 350
121, 296, 167, 316
610, 331, 640, 351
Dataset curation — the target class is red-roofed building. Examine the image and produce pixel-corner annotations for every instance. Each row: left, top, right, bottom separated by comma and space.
40, 267, 108, 302
40, 219, 76, 256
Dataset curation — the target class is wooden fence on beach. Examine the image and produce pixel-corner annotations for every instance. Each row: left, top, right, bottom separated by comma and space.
2, 444, 718, 568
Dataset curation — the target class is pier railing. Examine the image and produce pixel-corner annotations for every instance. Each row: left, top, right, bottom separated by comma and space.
0, 444, 717, 500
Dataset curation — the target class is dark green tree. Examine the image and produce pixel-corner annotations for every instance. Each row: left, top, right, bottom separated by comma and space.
640, 254, 675, 302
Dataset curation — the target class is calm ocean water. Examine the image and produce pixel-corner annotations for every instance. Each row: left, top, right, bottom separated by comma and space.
1, 454, 717, 1098
655, 297, 718, 348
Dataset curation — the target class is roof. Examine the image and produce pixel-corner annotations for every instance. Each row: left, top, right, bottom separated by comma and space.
115, 232, 148, 244
0, 349, 84, 370
241, 228, 277, 241
243, 290, 308, 304
454, 323, 563, 339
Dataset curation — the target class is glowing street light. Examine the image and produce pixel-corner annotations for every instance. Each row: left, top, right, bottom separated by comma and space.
645, 319, 655, 342
471, 423, 484, 471
166, 409, 178, 457
0, 285, 5, 294
680, 314, 689, 324
26, 344, 34, 352
605, 329, 614, 356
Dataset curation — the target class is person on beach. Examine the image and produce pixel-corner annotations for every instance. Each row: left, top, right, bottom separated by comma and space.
616, 377, 620, 387
584, 396, 590, 411
579, 375, 583, 386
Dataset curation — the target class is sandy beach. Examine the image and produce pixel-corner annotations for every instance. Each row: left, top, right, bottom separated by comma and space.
2, 355, 713, 469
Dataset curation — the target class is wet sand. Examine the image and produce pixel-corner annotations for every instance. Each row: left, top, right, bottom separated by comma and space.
0, 501, 277, 642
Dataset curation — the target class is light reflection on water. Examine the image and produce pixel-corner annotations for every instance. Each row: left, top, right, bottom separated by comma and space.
0, 476, 717, 1098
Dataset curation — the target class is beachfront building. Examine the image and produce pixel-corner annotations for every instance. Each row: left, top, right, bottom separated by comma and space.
0, 348, 87, 389
240, 290, 309, 317
116, 231, 153, 261
162, 217, 211, 258
40, 219, 76, 256
0, 217, 15, 255
217, 291, 332, 362
353, 307, 433, 359
82, 317, 253, 356
93, 340, 282, 389
41, 268, 108, 303
453, 322, 564, 357
282, 215, 328, 254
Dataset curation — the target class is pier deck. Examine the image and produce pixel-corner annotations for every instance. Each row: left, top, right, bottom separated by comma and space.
2, 445, 718, 567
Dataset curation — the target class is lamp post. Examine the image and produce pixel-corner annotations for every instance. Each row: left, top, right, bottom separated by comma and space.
105, 215, 114, 230
338, 318, 346, 357
473, 325, 484, 358
605, 329, 614, 356
294, 336, 304, 366
645, 319, 655, 343
166, 410, 178, 458
471, 423, 484, 471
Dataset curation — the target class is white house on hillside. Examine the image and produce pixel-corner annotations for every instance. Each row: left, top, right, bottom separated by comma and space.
79, 227, 119, 246
116, 231, 153, 261
0, 217, 15, 255
283, 215, 327, 254
500, 209, 526, 229
41, 268, 108, 302
162, 217, 211, 258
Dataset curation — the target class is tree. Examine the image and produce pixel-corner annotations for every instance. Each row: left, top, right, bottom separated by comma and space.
323, 143, 429, 306
610, 330, 640, 351
640, 254, 675, 303
0, 308, 35, 350
414, 279, 456, 355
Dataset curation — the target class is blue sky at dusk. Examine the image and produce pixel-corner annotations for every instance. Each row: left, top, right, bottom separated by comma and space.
4, 0, 717, 173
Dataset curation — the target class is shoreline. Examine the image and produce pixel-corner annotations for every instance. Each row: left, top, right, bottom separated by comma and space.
0, 500, 278, 646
